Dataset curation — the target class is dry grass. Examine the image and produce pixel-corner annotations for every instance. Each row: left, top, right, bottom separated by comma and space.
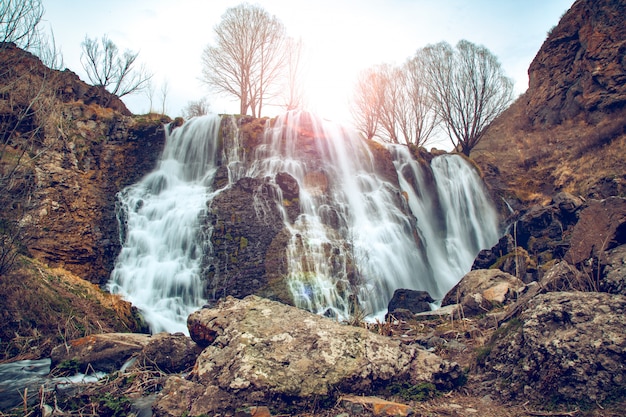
472, 98, 626, 207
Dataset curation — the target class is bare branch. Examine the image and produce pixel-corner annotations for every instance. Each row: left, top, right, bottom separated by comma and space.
201, 3, 288, 117
80, 35, 153, 101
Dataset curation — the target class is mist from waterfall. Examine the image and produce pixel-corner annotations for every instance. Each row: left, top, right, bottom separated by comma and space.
108, 111, 500, 332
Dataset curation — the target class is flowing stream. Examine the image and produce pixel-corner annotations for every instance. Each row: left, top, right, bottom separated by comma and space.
109, 111, 500, 332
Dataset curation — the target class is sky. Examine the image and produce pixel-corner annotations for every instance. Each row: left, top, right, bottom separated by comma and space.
42, 0, 575, 127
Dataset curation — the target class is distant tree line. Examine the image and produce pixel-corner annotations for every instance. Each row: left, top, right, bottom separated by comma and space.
352, 40, 514, 155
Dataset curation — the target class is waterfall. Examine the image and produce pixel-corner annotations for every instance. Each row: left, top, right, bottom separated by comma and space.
108, 111, 500, 332
247, 112, 434, 318
108, 115, 222, 334
392, 146, 500, 296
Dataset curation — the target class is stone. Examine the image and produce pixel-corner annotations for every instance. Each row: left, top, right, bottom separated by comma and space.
479, 291, 626, 405
50, 333, 150, 373
565, 197, 626, 265
139, 332, 203, 373
601, 244, 626, 295
340, 395, 414, 417
156, 296, 463, 416
386, 289, 434, 320
275, 171, 299, 200
441, 269, 524, 316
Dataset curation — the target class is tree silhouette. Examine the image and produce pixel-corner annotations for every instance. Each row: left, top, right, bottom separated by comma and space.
422, 40, 513, 155
201, 3, 288, 117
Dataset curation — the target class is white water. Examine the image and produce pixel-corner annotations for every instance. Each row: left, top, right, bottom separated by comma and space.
108, 115, 222, 334
392, 147, 500, 297
247, 112, 435, 318
109, 111, 500, 331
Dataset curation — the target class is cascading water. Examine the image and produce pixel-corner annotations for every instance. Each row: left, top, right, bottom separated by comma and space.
392, 146, 500, 295
109, 110, 500, 332
246, 112, 436, 318
108, 115, 222, 334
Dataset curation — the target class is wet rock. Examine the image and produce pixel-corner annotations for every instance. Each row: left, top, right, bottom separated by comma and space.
157, 296, 463, 416
441, 269, 524, 316
480, 291, 626, 405
275, 171, 299, 200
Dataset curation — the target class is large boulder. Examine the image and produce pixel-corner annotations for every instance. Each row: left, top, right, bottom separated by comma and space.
565, 196, 626, 265
51, 333, 150, 373
479, 292, 626, 406
154, 296, 463, 416
441, 269, 524, 316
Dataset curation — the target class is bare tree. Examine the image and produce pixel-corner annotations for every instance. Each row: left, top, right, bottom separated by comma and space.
395, 55, 438, 146
80, 35, 152, 101
421, 40, 513, 155
182, 97, 211, 119
0, 0, 50, 274
201, 3, 287, 117
351, 66, 386, 140
351, 62, 436, 146
159, 79, 169, 115
0, 0, 44, 48
282, 37, 307, 111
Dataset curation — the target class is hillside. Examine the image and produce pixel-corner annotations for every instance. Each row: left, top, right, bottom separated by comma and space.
473, 0, 626, 209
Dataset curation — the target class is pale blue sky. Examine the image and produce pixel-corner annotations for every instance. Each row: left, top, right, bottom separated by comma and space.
43, 0, 574, 123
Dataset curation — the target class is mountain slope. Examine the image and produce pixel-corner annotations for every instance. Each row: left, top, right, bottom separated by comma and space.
472, 0, 626, 209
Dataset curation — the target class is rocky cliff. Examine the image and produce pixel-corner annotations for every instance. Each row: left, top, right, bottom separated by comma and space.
473, 0, 626, 208
1, 43, 168, 284
0, 43, 166, 357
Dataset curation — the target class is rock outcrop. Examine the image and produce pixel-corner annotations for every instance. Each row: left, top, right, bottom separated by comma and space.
526, 0, 626, 126
0, 43, 168, 285
441, 269, 524, 316
479, 291, 626, 406
154, 296, 464, 416
473, 0, 626, 206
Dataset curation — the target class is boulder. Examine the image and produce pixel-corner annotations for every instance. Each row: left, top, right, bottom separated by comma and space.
386, 289, 434, 320
565, 197, 626, 265
138, 332, 203, 373
340, 395, 414, 417
155, 296, 463, 416
50, 332, 202, 374
441, 269, 524, 316
472, 234, 535, 282
480, 292, 626, 406
601, 244, 626, 295
51, 333, 150, 373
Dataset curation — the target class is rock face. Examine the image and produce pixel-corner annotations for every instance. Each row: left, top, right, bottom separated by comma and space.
472, 0, 626, 206
480, 292, 626, 405
526, 0, 626, 125
386, 289, 434, 320
154, 296, 464, 416
204, 175, 295, 304
564, 196, 626, 265
0, 43, 168, 284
